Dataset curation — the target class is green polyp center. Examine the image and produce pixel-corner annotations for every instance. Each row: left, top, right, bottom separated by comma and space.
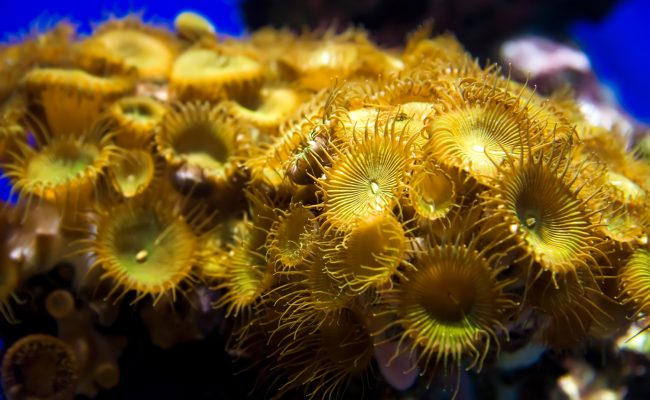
515, 197, 564, 261
517, 205, 543, 233
434, 106, 522, 178
511, 167, 587, 266
26, 141, 99, 185
110, 210, 194, 285
365, 177, 392, 212
324, 140, 405, 229
172, 122, 232, 174
275, 208, 316, 266
417, 268, 477, 324
122, 103, 154, 123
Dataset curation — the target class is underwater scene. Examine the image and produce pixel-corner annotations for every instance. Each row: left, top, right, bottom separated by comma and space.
1, 0, 650, 399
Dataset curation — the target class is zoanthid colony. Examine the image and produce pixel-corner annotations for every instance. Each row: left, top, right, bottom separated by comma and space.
1, 14, 649, 399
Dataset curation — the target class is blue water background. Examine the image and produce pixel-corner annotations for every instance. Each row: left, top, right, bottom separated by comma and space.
1, 1, 244, 39
571, 0, 650, 124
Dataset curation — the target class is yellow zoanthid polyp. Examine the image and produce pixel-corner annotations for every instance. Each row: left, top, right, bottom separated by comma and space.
21, 67, 134, 136
425, 77, 545, 184
271, 305, 375, 399
330, 106, 382, 146
210, 188, 278, 318
619, 248, 650, 318
82, 185, 202, 305
407, 160, 462, 223
174, 11, 216, 42
402, 24, 474, 69
385, 103, 433, 147
277, 32, 363, 90
155, 101, 242, 190
485, 70, 577, 143
79, 16, 181, 79
3, 17, 650, 400
597, 203, 650, 251
324, 211, 409, 293
2, 117, 121, 221
375, 219, 516, 378
329, 81, 433, 150
266, 203, 319, 270
224, 86, 302, 134
170, 46, 265, 102
482, 136, 607, 291
211, 223, 275, 318
268, 248, 357, 337
316, 119, 413, 233
371, 73, 440, 106
0, 22, 76, 103
527, 270, 613, 349
606, 169, 648, 206
107, 95, 167, 148
578, 125, 650, 207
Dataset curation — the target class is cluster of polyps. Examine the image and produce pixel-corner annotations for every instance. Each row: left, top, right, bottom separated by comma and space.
0, 13, 648, 400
